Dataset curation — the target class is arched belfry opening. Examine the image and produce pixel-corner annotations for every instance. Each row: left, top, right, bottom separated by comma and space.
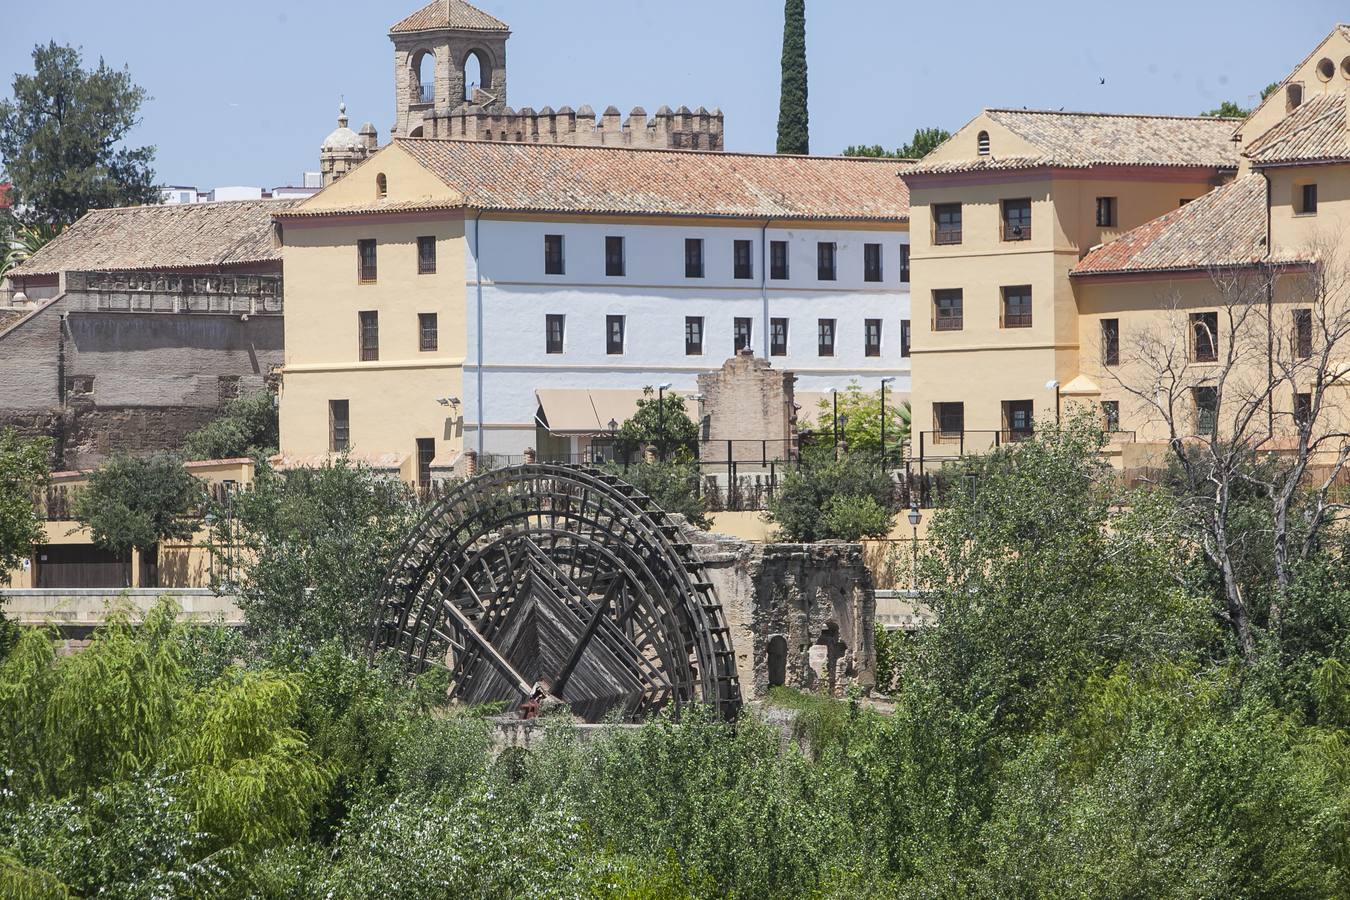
412, 49, 436, 104
463, 49, 486, 102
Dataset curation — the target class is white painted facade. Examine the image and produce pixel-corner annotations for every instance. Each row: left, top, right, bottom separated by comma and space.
463, 216, 911, 457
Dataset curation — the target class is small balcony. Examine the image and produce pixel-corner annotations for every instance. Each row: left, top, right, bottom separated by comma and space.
1001, 220, 1032, 241
933, 225, 963, 246
414, 82, 434, 105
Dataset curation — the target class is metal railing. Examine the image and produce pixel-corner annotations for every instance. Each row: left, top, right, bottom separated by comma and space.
1001, 220, 1032, 241
418, 83, 434, 104
933, 225, 962, 245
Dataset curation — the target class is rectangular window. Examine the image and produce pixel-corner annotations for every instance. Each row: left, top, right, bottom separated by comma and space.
416, 437, 435, 490
1000, 285, 1033, 328
1194, 386, 1218, 435
357, 239, 377, 283
934, 402, 964, 441
901, 319, 911, 358
864, 318, 882, 357
544, 234, 565, 275
417, 236, 437, 274
419, 312, 438, 352
734, 317, 753, 352
1101, 400, 1120, 432
1095, 197, 1117, 228
685, 238, 705, 278
1298, 183, 1318, 215
770, 240, 789, 280
1003, 399, 1034, 440
734, 239, 754, 279
817, 242, 837, 281
1294, 308, 1313, 359
359, 311, 379, 361
933, 203, 962, 245
1191, 311, 1219, 363
933, 289, 963, 331
685, 316, 704, 355
546, 314, 565, 354
1101, 318, 1120, 366
329, 400, 350, 452
770, 317, 788, 356
1001, 198, 1032, 241
818, 318, 836, 357
864, 243, 883, 282
605, 236, 625, 276
606, 315, 625, 355
1294, 392, 1312, 428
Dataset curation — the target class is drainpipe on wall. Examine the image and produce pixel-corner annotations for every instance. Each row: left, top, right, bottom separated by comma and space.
1261, 168, 1274, 438
760, 218, 773, 356
473, 211, 486, 456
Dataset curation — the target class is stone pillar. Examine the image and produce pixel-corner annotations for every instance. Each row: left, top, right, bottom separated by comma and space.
523, 447, 537, 465
464, 450, 478, 479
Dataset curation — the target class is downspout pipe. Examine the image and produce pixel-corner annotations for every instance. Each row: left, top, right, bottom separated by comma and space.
760, 218, 773, 356
473, 211, 485, 455
1261, 168, 1274, 437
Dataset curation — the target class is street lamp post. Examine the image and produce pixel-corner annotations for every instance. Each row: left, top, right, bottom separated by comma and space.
880, 376, 896, 473
657, 382, 673, 462
1045, 379, 1061, 423
907, 501, 923, 592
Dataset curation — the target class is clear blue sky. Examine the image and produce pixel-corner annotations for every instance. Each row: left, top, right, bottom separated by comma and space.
2, 0, 1344, 188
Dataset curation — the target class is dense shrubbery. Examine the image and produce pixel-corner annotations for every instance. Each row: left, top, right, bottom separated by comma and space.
6, 417, 1350, 895
182, 391, 280, 462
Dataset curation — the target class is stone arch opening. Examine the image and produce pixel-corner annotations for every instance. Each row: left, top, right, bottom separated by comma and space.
463, 49, 487, 101
409, 125, 424, 138
412, 50, 435, 104
376, 173, 388, 198
1286, 82, 1303, 112
767, 635, 787, 688
977, 130, 990, 156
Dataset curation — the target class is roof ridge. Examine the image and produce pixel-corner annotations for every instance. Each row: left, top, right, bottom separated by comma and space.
392, 136, 916, 164
987, 107, 1242, 122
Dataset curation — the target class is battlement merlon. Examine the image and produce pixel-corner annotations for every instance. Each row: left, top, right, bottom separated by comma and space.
424, 104, 725, 151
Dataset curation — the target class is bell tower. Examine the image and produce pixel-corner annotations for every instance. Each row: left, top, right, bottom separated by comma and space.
389, 0, 510, 138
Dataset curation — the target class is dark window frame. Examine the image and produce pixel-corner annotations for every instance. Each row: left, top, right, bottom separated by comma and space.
901, 319, 911, 358
685, 238, 705, 278
1191, 311, 1219, 363
934, 401, 965, 441
1000, 198, 1032, 242
357, 239, 377, 283
1101, 400, 1120, 432
606, 314, 625, 355
1095, 196, 1117, 228
685, 316, 704, 355
934, 288, 964, 331
416, 437, 435, 490
899, 244, 911, 283
734, 239, 754, 280
418, 312, 438, 352
817, 242, 837, 281
329, 399, 350, 452
1194, 386, 1219, 435
1003, 399, 1035, 441
933, 203, 962, 245
605, 235, 626, 276
546, 314, 565, 354
863, 243, 883, 282
1294, 308, 1313, 359
1294, 391, 1313, 428
770, 317, 788, 356
1299, 183, 1319, 215
770, 240, 790, 280
359, 310, 379, 361
734, 317, 753, 353
417, 236, 436, 274
1101, 318, 1120, 366
1001, 285, 1033, 328
544, 234, 565, 275
864, 318, 882, 357
817, 318, 836, 357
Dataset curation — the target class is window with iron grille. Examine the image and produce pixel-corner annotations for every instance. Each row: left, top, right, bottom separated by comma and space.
770, 317, 788, 356
864, 243, 883, 282
606, 315, 625, 355
818, 318, 835, 357
1095, 197, 1117, 227
934, 289, 963, 331
770, 240, 789, 280
359, 311, 379, 361
1101, 400, 1120, 432
734, 240, 753, 279
357, 239, 377, 282
817, 242, 837, 281
1294, 392, 1312, 428
865, 319, 882, 357
933, 204, 962, 245
1003, 399, 1034, 440
899, 244, 910, 282
901, 319, 911, 358
418, 236, 436, 274
734, 317, 752, 352
419, 313, 438, 352
934, 402, 964, 438
605, 236, 625, 276
329, 400, 350, 452
546, 314, 565, 354
685, 238, 705, 278
1001, 285, 1033, 328
544, 234, 565, 275
1001, 198, 1031, 241
1194, 386, 1218, 434
685, 316, 703, 355
1101, 318, 1120, 366
1191, 311, 1219, 363
1294, 308, 1313, 358
416, 438, 435, 490
1298, 183, 1318, 215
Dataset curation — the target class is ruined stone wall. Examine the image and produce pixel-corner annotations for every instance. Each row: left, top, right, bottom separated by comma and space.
428, 104, 725, 151
689, 529, 876, 699
699, 350, 798, 465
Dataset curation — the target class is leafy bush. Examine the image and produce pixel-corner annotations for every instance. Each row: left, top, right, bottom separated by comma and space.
602, 458, 709, 529
71, 453, 203, 558
182, 390, 279, 461
766, 454, 895, 542
0, 428, 50, 584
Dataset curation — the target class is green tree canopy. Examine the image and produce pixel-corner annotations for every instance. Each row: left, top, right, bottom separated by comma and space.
1199, 100, 1250, 118
602, 459, 710, 529
0, 428, 50, 583
0, 42, 158, 226
182, 391, 280, 461
899, 127, 950, 159
767, 454, 895, 542
776, 0, 809, 155
72, 453, 202, 557
813, 381, 910, 456
616, 387, 699, 459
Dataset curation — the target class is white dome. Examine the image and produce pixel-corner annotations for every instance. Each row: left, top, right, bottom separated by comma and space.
322, 126, 363, 152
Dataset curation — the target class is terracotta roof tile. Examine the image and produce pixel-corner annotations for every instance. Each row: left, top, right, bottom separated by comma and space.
1072, 175, 1271, 276
908, 109, 1241, 175
390, 0, 508, 34
1245, 91, 1350, 167
11, 199, 297, 277
391, 139, 911, 221
275, 198, 466, 219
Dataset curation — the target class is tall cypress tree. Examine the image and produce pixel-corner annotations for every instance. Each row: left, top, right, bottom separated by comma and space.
776, 0, 809, 155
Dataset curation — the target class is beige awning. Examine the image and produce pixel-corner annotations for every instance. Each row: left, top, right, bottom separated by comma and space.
535, 388, 694, 435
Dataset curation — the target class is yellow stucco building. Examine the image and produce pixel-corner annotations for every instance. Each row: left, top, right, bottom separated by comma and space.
905, 24, 1350, 468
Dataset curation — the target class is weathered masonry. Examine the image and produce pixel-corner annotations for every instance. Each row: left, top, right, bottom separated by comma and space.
1, 201, 294, 469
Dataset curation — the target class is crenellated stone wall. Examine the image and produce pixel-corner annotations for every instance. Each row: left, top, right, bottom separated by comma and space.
425, 103, 725, 151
